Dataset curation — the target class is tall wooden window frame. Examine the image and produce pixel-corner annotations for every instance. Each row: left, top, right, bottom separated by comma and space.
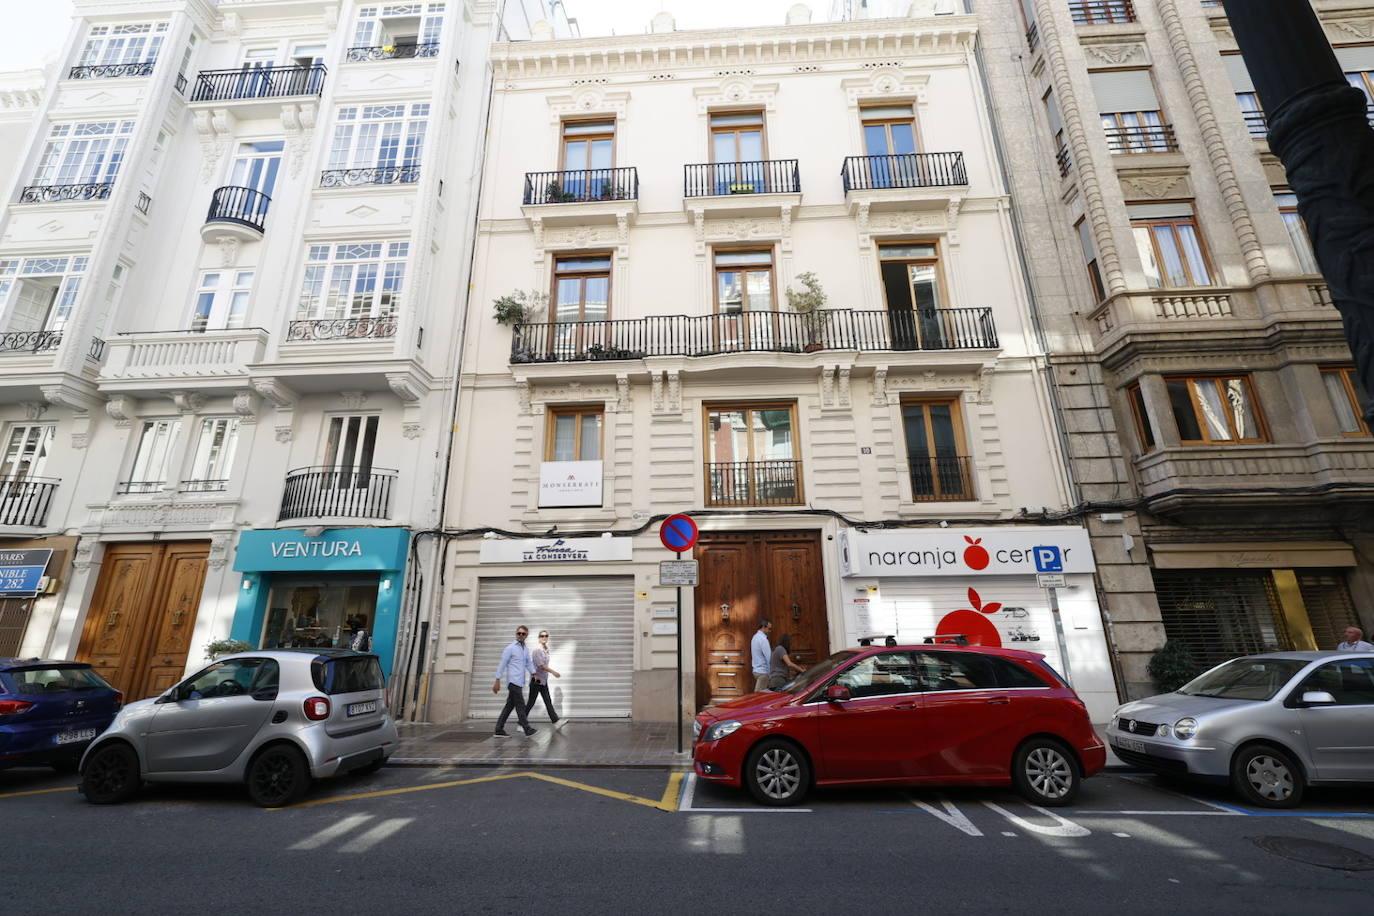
1320, 366, 1370, 437
877, 242, 951, 350
702, 402, 802, 506
1165, 375, 1268, 445
860, 103, 920, 155
545, 405, 605, 461
1130, 208, 1214, 289
707, 110, 769, 194
899, 397, 974, 501
1126, 382, 1157, 453
558, 118, 616, 201
712, 247, 777, 351
549, 252, 612, 356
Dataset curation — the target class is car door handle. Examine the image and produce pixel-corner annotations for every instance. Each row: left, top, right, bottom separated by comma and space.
894, 702, 918, 709
986, 697, 1010, 705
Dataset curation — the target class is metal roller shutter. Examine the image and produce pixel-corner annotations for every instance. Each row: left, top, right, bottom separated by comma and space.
0, 598, 33, 656
1221, 54, 1255, 93
1152, 571, 1290, 670
470, 576, 634, 718
1297, 571, 1360, 652
1088, 69, 1160, 113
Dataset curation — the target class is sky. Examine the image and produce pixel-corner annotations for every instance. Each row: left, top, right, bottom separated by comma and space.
0, 0, 831, 72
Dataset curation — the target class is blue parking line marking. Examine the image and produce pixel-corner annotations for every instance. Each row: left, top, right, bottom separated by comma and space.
1210, 801, 1374, 818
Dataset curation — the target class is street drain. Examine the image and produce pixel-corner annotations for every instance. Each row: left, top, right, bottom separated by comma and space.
1251, 835, 1374, 871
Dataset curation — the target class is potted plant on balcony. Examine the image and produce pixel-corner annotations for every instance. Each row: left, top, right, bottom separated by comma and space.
494, 289, 548, 362
786, 271, 830, 352
543, 180, 576, 203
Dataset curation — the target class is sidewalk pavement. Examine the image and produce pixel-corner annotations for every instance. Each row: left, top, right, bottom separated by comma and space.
392, 719, 1129, 770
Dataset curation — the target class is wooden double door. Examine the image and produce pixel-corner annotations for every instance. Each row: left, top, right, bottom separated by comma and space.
695, 531, 830, 709
77, 542, 210, 700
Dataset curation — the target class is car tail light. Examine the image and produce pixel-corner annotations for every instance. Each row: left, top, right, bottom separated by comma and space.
303, 697, 331, 720
0, 700, 34, 716
113, 691, 124, 710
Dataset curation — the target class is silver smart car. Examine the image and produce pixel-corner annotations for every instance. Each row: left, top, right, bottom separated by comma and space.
1109, 650, 1374, 808
79, 649, 399, 807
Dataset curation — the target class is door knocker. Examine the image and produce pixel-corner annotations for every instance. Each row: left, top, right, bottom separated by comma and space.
720, 602, 731, 622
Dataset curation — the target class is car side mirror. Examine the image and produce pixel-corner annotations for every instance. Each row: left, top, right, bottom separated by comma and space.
1301, 690, 1338, 706
825, 684, 852, 703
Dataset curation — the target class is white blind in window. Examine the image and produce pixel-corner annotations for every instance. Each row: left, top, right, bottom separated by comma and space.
1221, 54, 1255, 92
1335, 45, 1374, 72
1089, 69, 1160, 113
1045, 91, 1064, 137
1127, 202, 1194, 220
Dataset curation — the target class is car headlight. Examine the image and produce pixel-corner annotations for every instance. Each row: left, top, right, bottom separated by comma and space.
1156, 724, 1170, 737
692, 720, 702, 740
1173, 717, 1197, 740
702, 720, 742, 742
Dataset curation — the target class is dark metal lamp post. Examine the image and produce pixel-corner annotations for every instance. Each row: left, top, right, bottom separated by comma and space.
1223, 0, 1374, 424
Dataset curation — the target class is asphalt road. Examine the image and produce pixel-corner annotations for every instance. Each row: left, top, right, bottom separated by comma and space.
3, 764, 1373, 914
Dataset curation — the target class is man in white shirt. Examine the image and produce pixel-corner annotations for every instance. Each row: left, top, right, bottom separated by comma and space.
1337, 626, 1374, 652
751, 619, 773, 693
491, 625, 537, 737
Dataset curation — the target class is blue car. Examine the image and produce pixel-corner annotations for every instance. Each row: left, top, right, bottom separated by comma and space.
0, 659, 123, 772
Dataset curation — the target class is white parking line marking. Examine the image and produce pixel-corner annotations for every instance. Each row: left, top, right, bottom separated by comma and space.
1119, 776, 1237, 813
684, 815, 745, 854
677, 774, 812, 813
337, 817, 413, 853
983, 802, 1091, 837
906, 794, 982, 836
289, 814, 374, 850
1001, 831, 1017, 837
1113, 832, 1131, 838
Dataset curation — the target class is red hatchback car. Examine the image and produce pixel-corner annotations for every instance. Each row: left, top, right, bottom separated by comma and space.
693, 644, 1106, 806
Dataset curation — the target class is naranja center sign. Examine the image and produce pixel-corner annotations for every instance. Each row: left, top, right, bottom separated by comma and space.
839, 527, 1095, 577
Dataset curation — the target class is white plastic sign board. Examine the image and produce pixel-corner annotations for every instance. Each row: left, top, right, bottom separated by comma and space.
1037, 573, 1067, 589
658, 560, 699, 586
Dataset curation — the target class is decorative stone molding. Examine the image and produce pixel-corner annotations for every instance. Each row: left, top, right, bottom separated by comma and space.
841, 69, 931, 109
1157, 0, 1269, 283
72, 537, 97, 572
281, 103, 317, 179
402, 422, 423, 439
704, 216, 783, 243
693, 77, 780, 115
1120, 171, 1191, 200
615, 374, 630, 412
650, 371, 664, 412
251, 376, 296, 442
1032, 0, 1127, 295
85, 499, 239, 532
217, 236, 241, 268
1152, 294, 1233, 319
546, 88, 631, 123
666, 370, 681, 414
207, 535, 230, 570
540, 224, 617, 250
515, 377, 532, 414
1081, 43, 1147, 67
866, 210, 949, 234
339, 390, 369, 410
386, 374, 423, 403
71, 432, 89, 450
169, 391, 205, 414
886, 368, 976, 393
978, 367, 994, 405
872, 366, 889, 406
274, 426, 293, 443
819, 365, 835, 406
232, 390, 259, 423
838, 367, 851, 408
192, 107, 235, 183
21, 402, 46, 421
1325, 17, 1374, 42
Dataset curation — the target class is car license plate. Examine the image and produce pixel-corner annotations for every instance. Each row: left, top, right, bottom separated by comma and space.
1118, 737, 1147, 753
347, 701, 377, 717
53, 728, 97, 746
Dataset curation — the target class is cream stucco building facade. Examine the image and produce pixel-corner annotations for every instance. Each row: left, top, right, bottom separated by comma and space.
431, 4, 1123, 727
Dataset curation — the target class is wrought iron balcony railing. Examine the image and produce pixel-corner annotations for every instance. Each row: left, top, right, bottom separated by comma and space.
1069, 1, 1136, 25
117, 481, 165, 495
0, 476, 58, 527
89, 337, 106, 361
175, 72, 187, 94
1055, 146, 1072, 177
908, 455, 975, 502
206, 185, 271, 232
179, 479, 229, 493
1026, 21, 1040, 52
510, 307, 997, 363
135, 191, 151, 214
345, 43, 440, 61
1, 330, 62, 354
684, 159, 800, 197
19, 182, 113, 203
523, 167, 639, 205
1104, 123, 1179, 154
279, 466, 396, 521
286, 316, 397, 341
68, 60, 156, 79
841, 152, 968, 192
191, 64, 327, 102
1242, 110, 1267, 138
705, 460, 802, 507
319, 166, 421, 187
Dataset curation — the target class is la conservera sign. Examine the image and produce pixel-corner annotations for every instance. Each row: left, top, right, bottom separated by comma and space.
839, 527, 1096, 577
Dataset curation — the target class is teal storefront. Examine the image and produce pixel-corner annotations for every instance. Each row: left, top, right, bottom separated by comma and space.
231, 528, 410, 676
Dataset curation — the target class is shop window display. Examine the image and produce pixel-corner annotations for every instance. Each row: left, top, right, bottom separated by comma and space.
260, 573, 379, 650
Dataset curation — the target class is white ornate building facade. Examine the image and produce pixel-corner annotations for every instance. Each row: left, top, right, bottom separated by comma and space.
430, 3, 1123, 726
977, 0, 1374, 698
0, 0, 570, 701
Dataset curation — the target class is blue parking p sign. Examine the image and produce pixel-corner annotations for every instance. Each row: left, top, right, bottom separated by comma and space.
1033, 546, 1063, 573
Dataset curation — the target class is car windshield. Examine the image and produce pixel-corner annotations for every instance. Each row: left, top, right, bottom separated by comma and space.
7, 667, 108, 694
1177, 657, 1307, 701
775, 651, 859, 695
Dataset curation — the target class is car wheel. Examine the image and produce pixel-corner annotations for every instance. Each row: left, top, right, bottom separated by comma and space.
744, 739, 810, 807
79, 743, 141, 805
1013, 738, 1080, 807
246, 745, 311, 808
1231, 743, 1304, 808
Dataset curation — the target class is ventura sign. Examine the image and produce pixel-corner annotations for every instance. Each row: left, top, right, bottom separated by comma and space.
270, 540, 363, 558
479, 536, 633, 564
839, 527, 1095, 577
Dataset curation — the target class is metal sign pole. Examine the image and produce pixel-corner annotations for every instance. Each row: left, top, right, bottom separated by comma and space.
1047, 586, 1073, 685
675, 549, 683, 754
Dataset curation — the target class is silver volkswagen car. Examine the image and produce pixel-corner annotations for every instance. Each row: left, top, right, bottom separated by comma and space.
79, 649, 399, 807
1109, 651, 1374, 808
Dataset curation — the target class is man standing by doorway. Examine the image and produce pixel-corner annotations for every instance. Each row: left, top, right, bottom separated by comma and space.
492, 625, 537, 737
751, 618, 773, 693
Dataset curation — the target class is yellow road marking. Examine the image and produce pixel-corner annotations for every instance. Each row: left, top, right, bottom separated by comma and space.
0, 785, 77, 800
290, 772, 522, 808
288, 770, 687, 812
